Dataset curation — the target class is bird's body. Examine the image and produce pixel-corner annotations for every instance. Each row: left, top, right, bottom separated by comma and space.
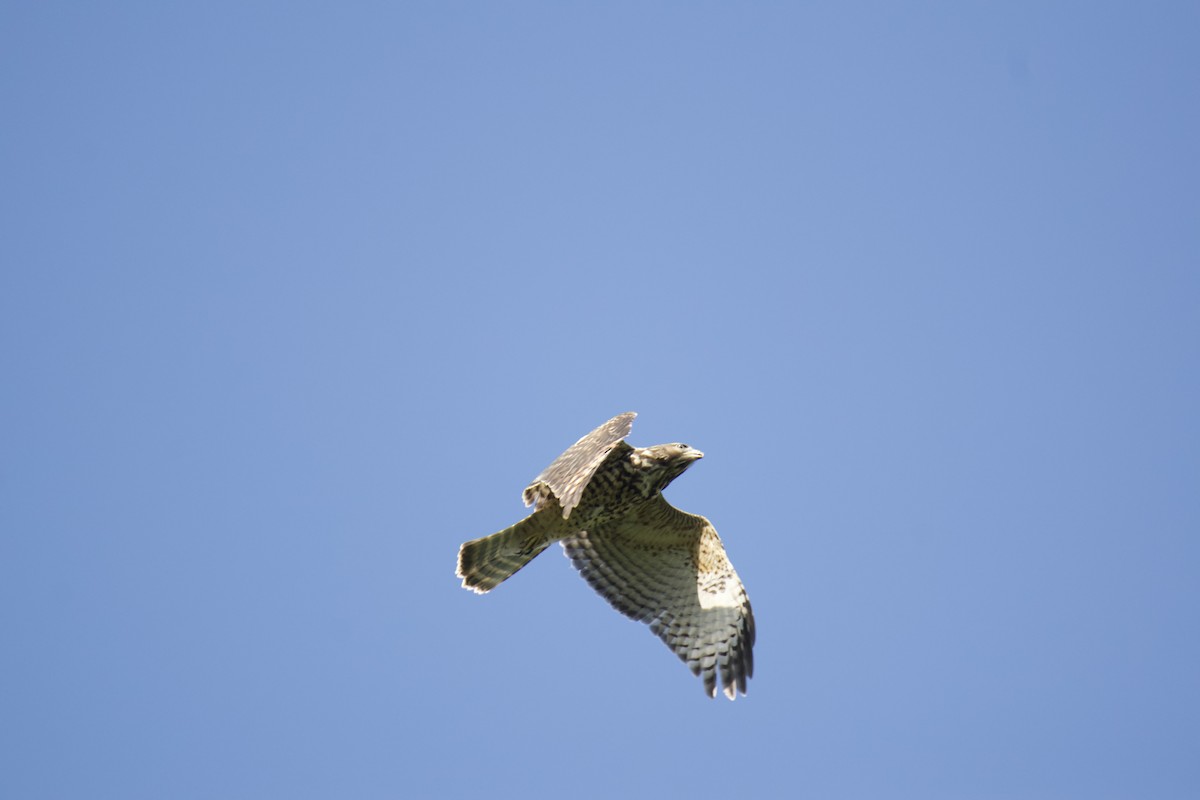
456, 412, 755, 699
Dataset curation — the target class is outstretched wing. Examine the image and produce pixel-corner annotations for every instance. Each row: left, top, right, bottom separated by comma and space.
561, 496, 755, 700
523, 412, 636, 519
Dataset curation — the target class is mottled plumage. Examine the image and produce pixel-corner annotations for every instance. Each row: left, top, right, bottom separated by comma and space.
456, 412, 755, 700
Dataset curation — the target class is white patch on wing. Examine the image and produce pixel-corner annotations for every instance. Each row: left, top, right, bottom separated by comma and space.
697, 578, 741, 610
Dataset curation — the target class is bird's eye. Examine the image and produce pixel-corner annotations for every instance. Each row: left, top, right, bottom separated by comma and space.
679, 444, 689, 450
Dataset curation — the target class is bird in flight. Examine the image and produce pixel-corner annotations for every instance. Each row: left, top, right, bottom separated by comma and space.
456, 412, 755, 699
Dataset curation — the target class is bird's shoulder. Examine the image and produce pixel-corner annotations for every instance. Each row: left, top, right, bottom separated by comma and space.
617, 494, 711, 542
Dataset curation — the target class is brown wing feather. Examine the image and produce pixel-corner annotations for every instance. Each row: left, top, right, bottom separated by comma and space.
523, 412, 636, 518
560, 496, 755, 700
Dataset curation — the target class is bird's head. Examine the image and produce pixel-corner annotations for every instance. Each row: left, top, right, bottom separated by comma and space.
630, 442, 704, 492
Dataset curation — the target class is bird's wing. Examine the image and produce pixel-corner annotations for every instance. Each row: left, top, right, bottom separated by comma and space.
523, 412, 636, 518
561, 495, 755, 699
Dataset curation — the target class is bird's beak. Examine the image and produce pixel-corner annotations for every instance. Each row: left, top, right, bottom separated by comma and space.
687, 449, 705, 460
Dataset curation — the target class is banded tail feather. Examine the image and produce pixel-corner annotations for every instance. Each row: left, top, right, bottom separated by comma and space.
456, 514, 556, 593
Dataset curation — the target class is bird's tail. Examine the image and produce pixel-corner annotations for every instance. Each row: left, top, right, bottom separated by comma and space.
456, 513, 557, 593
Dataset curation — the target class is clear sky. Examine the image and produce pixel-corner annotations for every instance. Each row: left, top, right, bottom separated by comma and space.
2, 3, 1198, 799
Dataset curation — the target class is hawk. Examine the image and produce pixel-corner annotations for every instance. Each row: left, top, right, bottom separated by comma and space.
456, 412, 755, 700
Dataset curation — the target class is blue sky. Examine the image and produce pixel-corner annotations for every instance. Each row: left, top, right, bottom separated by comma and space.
2, 3, 1198, 798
